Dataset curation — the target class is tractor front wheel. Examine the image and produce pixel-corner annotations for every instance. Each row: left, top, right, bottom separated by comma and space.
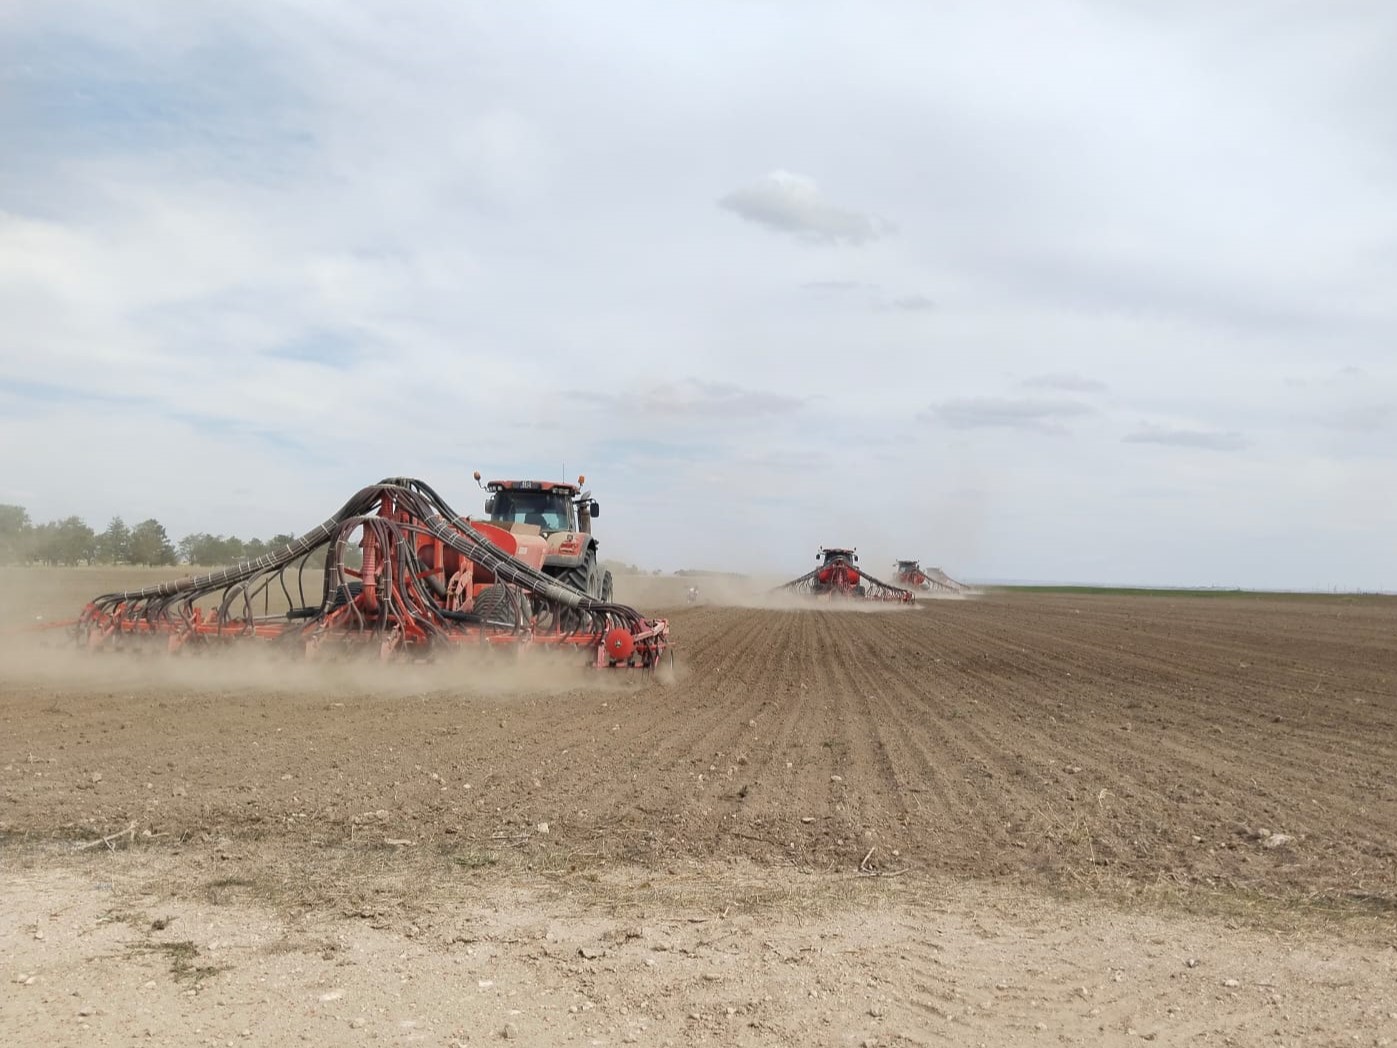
553, 549, 604, 600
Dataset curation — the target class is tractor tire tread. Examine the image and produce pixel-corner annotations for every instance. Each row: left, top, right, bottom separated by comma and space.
473, 584, 519, 626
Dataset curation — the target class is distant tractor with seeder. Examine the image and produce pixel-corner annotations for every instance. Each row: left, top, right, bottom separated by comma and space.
895, 559, 932, 590
894, 559, 969, 595
778, 547, 913, 603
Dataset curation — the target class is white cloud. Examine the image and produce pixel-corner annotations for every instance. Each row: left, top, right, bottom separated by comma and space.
599, 380, 804, 421
1122, 427, 1250, 451
921, 397, 1095, 434
1022, 372, 1108, 393
719, 171, 892, 245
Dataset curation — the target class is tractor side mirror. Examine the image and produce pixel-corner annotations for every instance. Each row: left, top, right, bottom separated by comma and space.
483, 497, 495, 514
589, 501, 600, 518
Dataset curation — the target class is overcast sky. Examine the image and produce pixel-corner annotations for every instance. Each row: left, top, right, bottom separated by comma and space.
2, 1, 1395, 588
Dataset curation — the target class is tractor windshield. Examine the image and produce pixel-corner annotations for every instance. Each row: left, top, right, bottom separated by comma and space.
490, 490, 576, 531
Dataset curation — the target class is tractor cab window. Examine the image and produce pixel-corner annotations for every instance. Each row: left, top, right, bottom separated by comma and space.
490, 490, 575, 531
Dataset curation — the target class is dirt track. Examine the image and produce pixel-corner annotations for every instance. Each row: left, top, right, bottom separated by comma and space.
3, 587, 1397, 1046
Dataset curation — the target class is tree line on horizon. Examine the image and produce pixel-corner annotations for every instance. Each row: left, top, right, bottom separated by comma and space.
1, 504, 652, 575
0, 504, 302, 567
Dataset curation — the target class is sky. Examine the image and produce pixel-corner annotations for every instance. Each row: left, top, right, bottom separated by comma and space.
1, 1, 1395, 589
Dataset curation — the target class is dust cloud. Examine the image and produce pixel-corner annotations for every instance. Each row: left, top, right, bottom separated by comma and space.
0, 633, 640, 700
0, 567, 662, 699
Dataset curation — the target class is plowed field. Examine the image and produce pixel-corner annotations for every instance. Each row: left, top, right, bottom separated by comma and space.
4, 590, 1395, 902
5, 585, 1397, 1046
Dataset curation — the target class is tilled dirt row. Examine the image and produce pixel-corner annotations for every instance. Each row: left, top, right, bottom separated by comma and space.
2, 593, 1395, 902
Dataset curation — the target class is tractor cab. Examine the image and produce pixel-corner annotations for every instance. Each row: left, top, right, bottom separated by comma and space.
820, 547, 858, 566
472, 471, 612, 601
478, 478, 598, 536
896, 559, 921, 574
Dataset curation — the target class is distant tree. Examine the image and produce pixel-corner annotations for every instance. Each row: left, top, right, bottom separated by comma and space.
176, 532, 200, 564
0, 505, 325, 569
97, 516, 131, 564
180, 532, 213, 566
267, 533, 296, 550
57, 516, 97, 564
127, 519, 177, 565
0, 503, 29, 535
180, 533, 256, 566
1, 506, 351, 572
26, 515, 96, 565
0, 504, 30, 563
26, 520, 55, 563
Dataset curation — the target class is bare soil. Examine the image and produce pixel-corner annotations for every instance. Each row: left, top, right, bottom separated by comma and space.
3, 576, 1396, 1045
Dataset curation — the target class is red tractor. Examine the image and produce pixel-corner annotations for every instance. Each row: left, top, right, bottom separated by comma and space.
813, 547, 866, 597
895, 559, 933, 590
475, 472, 612, 602
71, 477, 668, 670
779, 547, 913, 602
